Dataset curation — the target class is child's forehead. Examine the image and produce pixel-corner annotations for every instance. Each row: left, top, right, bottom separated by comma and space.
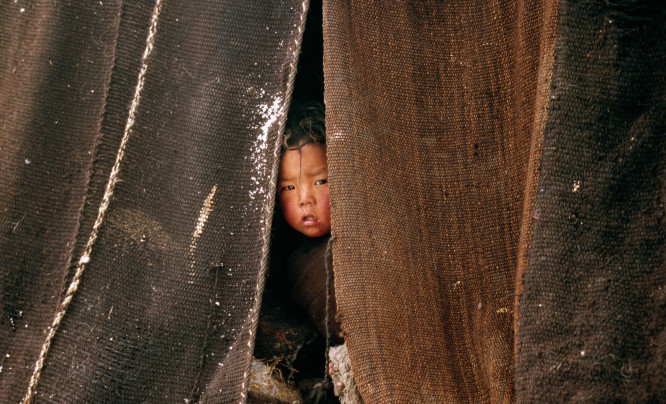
279, 143, 328, 177
282, 143, 326, 162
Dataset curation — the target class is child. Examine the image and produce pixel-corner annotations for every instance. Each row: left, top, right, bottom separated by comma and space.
278, 103, 364, 404
277, 102, 343, 343
250, 101, 360, 403
250, 103, 341, 403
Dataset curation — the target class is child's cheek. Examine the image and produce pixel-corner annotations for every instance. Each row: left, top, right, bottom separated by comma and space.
322, 192, 330, 214
319, 189, 332, 226
278, 194, 288, 215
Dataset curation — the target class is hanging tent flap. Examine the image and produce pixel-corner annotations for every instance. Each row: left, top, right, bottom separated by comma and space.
323, 0, 558, 402
0, 0, 308, 402
516, 2, 666, 402
324, 0, 665, 402
0, 1, 122, 399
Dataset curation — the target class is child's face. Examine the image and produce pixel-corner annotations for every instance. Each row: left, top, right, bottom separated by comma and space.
278, 143, 331, 238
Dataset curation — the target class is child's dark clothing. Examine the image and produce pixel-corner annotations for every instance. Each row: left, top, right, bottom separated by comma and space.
284, 235, 343, 344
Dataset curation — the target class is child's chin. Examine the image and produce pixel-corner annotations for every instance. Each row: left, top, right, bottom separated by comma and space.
300, 228, 328, 238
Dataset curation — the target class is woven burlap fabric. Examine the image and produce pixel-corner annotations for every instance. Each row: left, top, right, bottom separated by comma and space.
516, 1, 666, 402
0, 1, 308, 402
323, 1, 558, 402
0, 1, 122, 400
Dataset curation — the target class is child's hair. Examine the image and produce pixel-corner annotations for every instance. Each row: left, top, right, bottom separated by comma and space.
282, 101, 325, 151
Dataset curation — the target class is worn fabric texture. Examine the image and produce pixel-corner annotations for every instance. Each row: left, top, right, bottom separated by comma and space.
0, 0, 123, 400
0, 0, 308, 402
323, 0, 558, 402
516, 1, 666, 402
329, 343, 363, 404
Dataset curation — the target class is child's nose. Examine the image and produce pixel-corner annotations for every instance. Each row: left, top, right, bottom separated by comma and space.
299, 186, 314, 206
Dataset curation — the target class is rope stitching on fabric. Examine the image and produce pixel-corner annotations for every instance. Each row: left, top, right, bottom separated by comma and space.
21, 0, 164, 401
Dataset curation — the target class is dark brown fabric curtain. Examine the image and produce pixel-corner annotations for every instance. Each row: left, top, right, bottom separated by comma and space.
516, 1, 666, 402
0, 0, 308, 402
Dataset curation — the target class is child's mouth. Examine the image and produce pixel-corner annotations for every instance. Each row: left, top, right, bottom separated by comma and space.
302, 215, 318, 225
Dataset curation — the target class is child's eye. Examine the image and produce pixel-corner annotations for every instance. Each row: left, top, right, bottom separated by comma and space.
281, 185, 295, 192
315, 179, 328, 185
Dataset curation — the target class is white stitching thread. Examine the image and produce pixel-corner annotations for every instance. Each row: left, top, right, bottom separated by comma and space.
21, 1, 163, 402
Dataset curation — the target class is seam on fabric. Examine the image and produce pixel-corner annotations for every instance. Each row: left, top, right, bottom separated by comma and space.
237, 1, 311, 402
61, 0, 123, 331
21, 1, 164, 402
324, 235, 336, 378
513, 0, 561, 365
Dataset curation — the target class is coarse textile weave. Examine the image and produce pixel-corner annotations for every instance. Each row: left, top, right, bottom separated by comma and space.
1, 0, 664, 403
323, 0, 558, 402
516, 1, 666, 402
0, 0, 309, 402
